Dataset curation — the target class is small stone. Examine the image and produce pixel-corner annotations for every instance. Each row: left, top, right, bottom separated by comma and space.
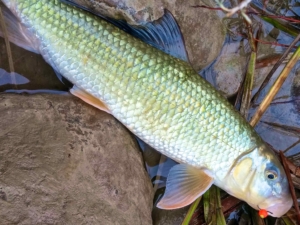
213, 42, 248, 97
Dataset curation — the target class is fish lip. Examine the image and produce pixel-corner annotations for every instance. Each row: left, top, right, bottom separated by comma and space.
257, 205, 274, 216
256, 196, 293, 217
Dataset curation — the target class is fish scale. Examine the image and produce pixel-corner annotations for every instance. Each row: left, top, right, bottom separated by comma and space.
18, 0, 256, 173
2, 0, 292, 216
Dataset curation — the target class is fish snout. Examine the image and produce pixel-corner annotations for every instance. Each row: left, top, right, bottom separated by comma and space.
262, 194, 293, 217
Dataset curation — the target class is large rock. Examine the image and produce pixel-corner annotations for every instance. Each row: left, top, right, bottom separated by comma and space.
152, 206, 189, 225
0, 93, 153, 225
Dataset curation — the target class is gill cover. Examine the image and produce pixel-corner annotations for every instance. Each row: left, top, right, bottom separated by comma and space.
223, 144, 292, 217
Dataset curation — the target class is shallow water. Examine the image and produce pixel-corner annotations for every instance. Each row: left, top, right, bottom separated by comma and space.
0, 38, 68, 93
250, 64, 300, 157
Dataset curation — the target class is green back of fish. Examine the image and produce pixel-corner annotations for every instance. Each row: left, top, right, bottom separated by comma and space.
12, 0, 261, 179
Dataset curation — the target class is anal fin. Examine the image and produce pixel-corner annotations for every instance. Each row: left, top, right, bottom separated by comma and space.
157, 164, 214, 209
70, 86, 111, 114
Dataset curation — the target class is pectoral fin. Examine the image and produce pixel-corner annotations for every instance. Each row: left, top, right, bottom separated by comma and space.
157, 164, 214, 209
70, 86, 111, 114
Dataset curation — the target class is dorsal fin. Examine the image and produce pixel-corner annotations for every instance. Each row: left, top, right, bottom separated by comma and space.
60, 0, 189, 62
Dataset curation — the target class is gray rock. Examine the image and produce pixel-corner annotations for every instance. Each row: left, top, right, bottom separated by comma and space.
152, 206, 189, 225
213, 42, 248, 97
0, 93, 153, 225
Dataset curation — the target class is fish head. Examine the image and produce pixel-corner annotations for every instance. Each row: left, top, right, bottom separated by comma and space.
223, 144, 292, 217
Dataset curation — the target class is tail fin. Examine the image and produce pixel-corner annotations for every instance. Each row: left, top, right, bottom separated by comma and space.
0, 3, 40, 53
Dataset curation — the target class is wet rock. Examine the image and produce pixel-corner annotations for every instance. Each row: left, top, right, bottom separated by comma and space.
70, 0, 226, 70
0, 93, 153, 225
213, 41, 248, 97
152, 206, 189, 225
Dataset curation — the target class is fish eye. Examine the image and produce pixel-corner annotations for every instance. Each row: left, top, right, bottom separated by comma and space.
265, 170, 278, 180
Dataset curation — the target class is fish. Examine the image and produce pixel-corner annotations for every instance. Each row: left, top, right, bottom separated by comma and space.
0, 0, 293, 217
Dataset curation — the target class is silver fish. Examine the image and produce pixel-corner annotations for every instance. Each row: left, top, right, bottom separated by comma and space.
0, 0, 292, 217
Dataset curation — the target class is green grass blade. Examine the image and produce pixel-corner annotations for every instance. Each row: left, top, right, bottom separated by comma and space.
203, 186, 226, 225
240, 51, 256, 118
181, 196, 202, 225
261, 16, 298, 37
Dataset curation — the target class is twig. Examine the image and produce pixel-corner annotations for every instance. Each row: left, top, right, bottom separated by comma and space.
284, 140, 300, 155
247, 12, 300, 23
241, 53, 256, 118
215, 0, 252, 23
250, 38, 300, 127
240, 20, 257, 118
252, 38, 298, 48
261, 16, 299, 37
191, 5, 223, 11
279, 151, 300, 224
252, 34, 300, 103
249, 4, 300, 37
193, 5, 300, 23
261, 121, 300, 137
0, 6, 17, 89
256, 53, 292, 69
0, 7, 14, 73
286, 158, 300, 177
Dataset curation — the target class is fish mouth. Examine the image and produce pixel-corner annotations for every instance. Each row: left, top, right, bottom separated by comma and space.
257, 205, 274, 216
257, 196, 293, 218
